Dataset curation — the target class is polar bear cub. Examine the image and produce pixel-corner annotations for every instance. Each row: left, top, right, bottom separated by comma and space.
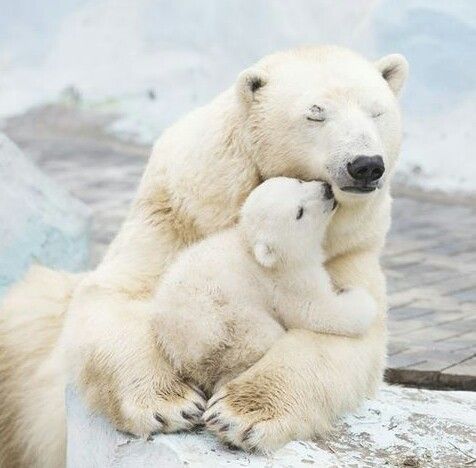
153, 177, 377, 392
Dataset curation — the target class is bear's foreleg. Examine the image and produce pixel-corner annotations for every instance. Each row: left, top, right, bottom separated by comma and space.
204, 250, 387, 452
59, 181, 208, 438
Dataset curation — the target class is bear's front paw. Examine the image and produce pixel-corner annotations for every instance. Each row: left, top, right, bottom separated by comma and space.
116, 379, 207, 438
203, 377, 293, 453
78, 351, 207, 438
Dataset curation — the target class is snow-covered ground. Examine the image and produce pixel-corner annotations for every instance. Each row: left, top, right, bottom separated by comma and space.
0, 0, 474, 195
67, 384, 476, 467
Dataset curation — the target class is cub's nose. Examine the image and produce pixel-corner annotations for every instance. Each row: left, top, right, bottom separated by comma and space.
347, 156, 385, 183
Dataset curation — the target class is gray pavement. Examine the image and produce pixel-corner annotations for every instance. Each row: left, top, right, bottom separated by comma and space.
385, 198, 476, 390
3, 104, 475, 390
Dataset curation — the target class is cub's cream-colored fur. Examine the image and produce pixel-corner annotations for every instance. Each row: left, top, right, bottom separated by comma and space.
0, 46, 408, 465
155, 177, 378, 394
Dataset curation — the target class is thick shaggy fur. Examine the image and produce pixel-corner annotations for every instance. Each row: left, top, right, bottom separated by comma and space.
0, 267, 83, 468
0, 46, 408, 465
154, 177, 378, 395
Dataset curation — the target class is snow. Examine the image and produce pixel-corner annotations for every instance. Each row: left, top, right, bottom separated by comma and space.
0, 0, 474, 195
0, 134, 90, 298
66, 384, 476, 467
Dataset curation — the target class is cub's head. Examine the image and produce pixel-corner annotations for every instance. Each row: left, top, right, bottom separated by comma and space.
240, 177, 335, 268
236, 46, 408, 205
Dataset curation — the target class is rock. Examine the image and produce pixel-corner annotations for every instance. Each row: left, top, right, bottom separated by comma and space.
0, 133, 90, 298
66, 385, 476, 467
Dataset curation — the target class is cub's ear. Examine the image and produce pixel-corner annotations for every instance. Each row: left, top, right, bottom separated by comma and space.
253, 241, 277, 268
236, 67, 268, 105
375, 54, 409, 96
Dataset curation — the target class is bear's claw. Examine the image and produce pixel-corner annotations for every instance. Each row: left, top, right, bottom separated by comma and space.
203, 383, 291, 453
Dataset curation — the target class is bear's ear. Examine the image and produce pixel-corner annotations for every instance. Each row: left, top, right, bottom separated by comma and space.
253, 241, 277, 268
375, 54, 409, 96
236, 67, 268, 106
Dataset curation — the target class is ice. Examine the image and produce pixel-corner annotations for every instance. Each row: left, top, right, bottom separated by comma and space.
0, 133, 90, 298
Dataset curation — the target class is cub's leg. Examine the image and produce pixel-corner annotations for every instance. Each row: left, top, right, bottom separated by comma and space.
155, 286, 285, 395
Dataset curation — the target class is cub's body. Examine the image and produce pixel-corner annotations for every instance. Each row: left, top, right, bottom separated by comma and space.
155, 178, 377, 393
155, 228, 284, 392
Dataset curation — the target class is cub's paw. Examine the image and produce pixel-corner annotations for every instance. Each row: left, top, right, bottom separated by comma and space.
203, 378, 292, 453
79, 353, 206, 438
345, 287, 378, 334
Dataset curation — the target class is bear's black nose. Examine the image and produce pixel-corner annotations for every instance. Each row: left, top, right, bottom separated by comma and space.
347, 156, 385, 184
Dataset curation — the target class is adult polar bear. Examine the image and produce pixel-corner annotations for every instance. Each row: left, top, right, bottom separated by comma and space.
0, 46, 408, 466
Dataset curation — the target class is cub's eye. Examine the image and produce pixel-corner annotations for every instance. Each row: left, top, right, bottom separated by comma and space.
372, 111, 384, 118
306, 105, 326, 122
296, 206, 304, 220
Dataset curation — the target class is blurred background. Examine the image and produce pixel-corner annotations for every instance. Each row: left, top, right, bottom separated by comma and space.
1, 0, 475, 194
0, 0, 475, 393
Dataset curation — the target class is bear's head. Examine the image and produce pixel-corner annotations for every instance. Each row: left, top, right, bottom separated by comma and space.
236, 46, 408, 204
240, 177, 335, 268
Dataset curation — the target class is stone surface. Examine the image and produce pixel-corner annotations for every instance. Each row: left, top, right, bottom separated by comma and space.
2, 105, 147, 265
3, 104, 475, 389
0, 132, 90, 298
66, 385, 476, 468
384, 197, 476, 390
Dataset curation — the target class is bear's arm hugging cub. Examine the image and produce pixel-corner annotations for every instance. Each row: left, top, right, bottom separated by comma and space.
154, 177, 377, 393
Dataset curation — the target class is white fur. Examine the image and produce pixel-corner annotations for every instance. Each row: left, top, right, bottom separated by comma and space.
154, 177, 378, 392
0, 45, 408, 465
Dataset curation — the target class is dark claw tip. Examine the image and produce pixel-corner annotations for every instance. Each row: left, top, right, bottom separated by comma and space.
154, 413, 166, 425
181, 410, 194, 421
194, 402, 205, 412
205, 412, 218, 423
225, 442, 240, 451
117, 430, 139, 439
242, 425, 254, 442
